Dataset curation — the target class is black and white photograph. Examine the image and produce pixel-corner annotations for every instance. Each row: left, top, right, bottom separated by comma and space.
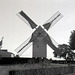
0, 0, 75, 75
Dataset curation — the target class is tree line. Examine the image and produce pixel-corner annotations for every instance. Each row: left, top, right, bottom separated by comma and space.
53, 30, 75, 60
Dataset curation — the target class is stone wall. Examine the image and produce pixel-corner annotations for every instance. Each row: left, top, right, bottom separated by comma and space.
0, 63, 75, 75
9, 67, 73, 75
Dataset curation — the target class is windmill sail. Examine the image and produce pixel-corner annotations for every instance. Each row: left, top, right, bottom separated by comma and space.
15, 37, 32, 56
17, 42, 32, 56
43, 11, 63, 30
50, 36, 58, 48
17, 11, 37, 29
43, 34, 60, 55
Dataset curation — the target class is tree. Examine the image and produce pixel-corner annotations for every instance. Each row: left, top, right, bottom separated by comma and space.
53, 44, 75, 60
69, 30, 75, 50
0, 37, 4, 49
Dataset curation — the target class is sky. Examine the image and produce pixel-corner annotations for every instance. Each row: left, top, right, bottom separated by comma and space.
0, 0, 75, 59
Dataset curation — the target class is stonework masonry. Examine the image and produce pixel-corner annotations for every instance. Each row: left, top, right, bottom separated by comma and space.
0, 63, 75, 75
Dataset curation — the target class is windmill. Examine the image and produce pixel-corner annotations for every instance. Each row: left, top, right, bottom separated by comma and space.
15, 11, 63, 58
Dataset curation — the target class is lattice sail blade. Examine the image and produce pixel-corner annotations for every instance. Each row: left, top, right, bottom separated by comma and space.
43, 34, 60, 55
17, 11, 37, 29
15, 36, 32, 56
17, 42, 32, 56
50, 36, 59, 48
43, 11, 63, 30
